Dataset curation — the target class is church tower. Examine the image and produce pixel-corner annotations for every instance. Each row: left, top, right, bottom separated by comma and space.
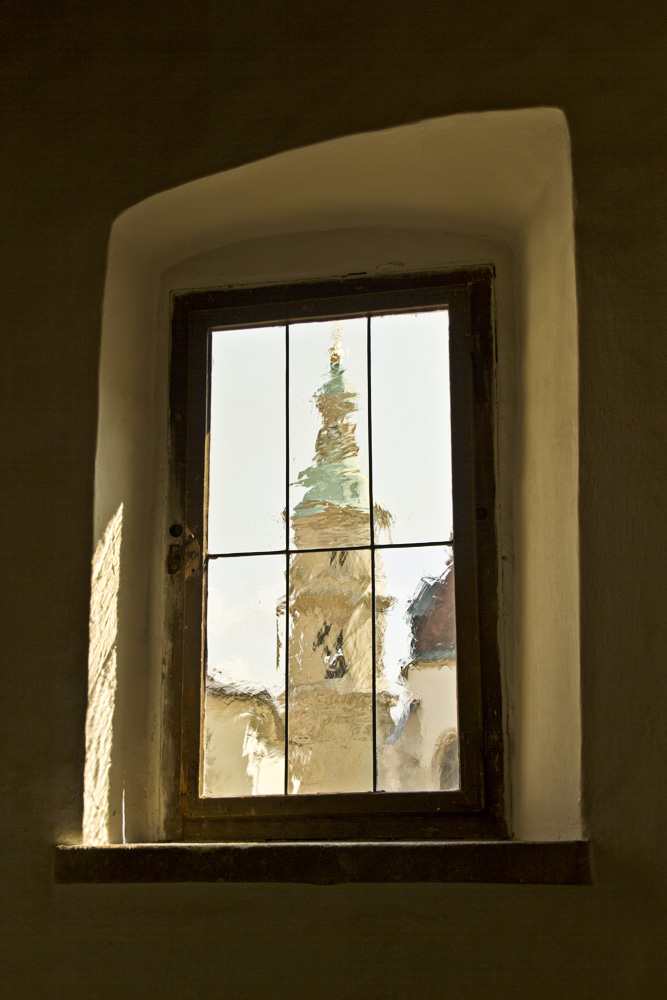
204, 320, 458, 799
287, 328, 391, 794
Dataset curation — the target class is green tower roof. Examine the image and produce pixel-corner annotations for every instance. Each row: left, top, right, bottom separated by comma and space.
293, 345, 369, 518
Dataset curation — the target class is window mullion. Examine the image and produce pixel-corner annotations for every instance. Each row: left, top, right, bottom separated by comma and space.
207, 539, 454, 560
284, 321, 290, 796
366, 313, 377, 793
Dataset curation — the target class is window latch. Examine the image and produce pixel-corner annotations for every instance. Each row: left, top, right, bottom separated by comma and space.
167, 525, 201, 579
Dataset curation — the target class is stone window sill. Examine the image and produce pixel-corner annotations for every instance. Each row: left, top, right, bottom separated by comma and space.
55, 840, 591, 884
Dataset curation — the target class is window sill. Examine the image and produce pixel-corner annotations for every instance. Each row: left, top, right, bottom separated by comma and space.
55, 840, 591, 884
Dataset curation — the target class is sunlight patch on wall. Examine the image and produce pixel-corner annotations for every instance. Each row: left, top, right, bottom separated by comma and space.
83, 503, 123, 844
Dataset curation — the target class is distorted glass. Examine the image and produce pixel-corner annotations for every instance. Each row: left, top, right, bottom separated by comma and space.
208, 326, 285, 554
289, 318, 370, 549
288, 549, 373, 794
371, 311, 453, 544
203, 555, 286, 797
204, 309, 457, 797
375, 545, 459, 792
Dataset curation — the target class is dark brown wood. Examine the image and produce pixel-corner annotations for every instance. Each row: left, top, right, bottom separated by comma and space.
173, 268, 492, 318
54, 841, 591, 885
179, 311, 212, 818
469, 271, 506, 828
181, 803, 507, 842
168, 267, 506, 841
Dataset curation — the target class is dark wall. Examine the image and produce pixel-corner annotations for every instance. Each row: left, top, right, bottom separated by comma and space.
2, 3, 666, 997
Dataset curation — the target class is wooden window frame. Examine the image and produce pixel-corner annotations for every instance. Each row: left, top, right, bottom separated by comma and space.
167, 267, 507, 841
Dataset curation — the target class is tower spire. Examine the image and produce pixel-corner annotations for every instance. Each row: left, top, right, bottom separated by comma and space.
291, 324, 371, 548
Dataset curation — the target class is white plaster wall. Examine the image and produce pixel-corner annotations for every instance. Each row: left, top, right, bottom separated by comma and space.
87, 234, 164, 843
94, 108, 579, 841
512, 169, 581, 839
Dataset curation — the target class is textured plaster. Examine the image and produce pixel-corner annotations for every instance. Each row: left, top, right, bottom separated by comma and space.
3, 4, 667, 997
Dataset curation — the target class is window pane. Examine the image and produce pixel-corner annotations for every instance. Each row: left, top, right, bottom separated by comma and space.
371, 311, 453, 544
203, 555, 286, 797
208, 326, 286, 554
375, 545, 459, 792
288, 549, 373, 793
289, 318, 370, 549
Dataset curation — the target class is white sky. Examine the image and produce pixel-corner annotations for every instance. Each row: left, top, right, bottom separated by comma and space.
208, 325, 286, 554
370, 311, 452, 544
207, 555, 286, 697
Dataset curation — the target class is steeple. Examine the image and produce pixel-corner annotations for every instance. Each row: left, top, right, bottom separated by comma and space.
291, 324, 372, 549
287, 324, 389, 793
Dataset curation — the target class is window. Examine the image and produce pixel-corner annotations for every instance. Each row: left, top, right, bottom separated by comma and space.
168, 269, 506, 840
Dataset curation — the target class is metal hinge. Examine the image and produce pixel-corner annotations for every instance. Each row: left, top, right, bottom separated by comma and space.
167, 525, 201, 580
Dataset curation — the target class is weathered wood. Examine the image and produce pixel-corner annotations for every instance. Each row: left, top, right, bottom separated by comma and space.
55, 840, 591, 885
169, 269, 506, 841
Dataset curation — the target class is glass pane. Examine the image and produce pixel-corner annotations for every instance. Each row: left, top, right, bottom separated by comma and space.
203, 555, 286, 797
370, 311, 453, 545
289, 318, 371, 549
375, 545, 459, 792
208, 325, 286, 554
288, 549, 373, 793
